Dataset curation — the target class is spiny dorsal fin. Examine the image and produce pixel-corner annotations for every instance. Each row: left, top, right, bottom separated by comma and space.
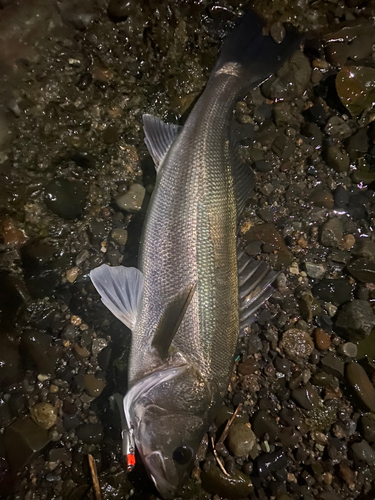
151, 282, 196, 360
90, 264, 144, 330
143, 114, 181, 171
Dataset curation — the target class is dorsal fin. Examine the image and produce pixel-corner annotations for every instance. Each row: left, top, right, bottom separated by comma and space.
143, 114, 181, 171
90, 264, 144, 330
151, 282, 196, 360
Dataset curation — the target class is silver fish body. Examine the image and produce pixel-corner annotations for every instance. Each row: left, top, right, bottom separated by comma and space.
90, 11, 299, 499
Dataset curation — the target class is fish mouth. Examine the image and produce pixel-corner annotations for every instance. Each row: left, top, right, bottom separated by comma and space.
144, 451, 178, 499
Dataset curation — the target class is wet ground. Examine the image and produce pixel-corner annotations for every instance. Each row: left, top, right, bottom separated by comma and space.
1, 0, 375, 499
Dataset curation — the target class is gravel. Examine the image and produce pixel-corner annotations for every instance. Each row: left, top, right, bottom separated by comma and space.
1, 0, 375, 499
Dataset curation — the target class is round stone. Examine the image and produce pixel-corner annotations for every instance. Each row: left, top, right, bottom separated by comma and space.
30, 403, 57, 430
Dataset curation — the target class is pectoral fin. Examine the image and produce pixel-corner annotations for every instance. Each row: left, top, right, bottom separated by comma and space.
143, 114, 181, 171
90, 264, 144, 330
151, 282, 196, 360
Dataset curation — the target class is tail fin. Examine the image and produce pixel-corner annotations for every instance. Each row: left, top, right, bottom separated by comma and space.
211, 11, 300, 88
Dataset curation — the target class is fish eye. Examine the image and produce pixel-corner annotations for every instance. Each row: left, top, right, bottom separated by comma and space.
172, 445, 194, 465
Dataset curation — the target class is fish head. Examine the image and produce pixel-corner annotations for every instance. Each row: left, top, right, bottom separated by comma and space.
127, 363, 214, 498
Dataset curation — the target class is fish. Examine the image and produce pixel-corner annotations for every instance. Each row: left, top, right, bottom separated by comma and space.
90, 11, 299, 499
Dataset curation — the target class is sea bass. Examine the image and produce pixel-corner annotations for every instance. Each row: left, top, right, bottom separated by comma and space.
90, 12, 299, 499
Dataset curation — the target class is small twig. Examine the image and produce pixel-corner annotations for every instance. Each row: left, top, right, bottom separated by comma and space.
216, 403, 243, 448
88, 454, 102, 500
211, 436, 230, 477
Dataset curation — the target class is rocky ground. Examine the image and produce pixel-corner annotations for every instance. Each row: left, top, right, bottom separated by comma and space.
1, 0, 375, 499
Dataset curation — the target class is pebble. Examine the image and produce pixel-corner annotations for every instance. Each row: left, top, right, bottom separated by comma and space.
252, 410, 280, 442
280, 328, 314, 360
336, 66, 375, 115
309, 189, 334, 209
83, 374, 106, 398
291, 383, 321, 410
346, 362, 375, 412
335, 300, 375, 340
320, 218, 344, 247
227, 423, 256, 457
337, 342, 357, 358
45, 178, 86, 220
325, 146, 350, 172
305, 262, 326, 279
22, 330, 59, 376
110, 228, 128, 245
351, 439, 375, 466
314, 328, 331, 351
0, 340, 21, 388
270, 21, 286, 44
66, 267, 79, 283
238, 357, 258, 376
115, 183, 145, 213
272, 134, 295, 161
30, 402, 57, 430
334, 186, 349, 209
92, 338, 108, 356
324, 116, 352, 140
338, 462, 355, 490
256, 449, 288, 478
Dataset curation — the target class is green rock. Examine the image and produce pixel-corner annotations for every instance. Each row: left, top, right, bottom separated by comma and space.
227, 423, 256, 457
4, 417, 50, 471
201, 464, 253, 499
83, 374, 106, 398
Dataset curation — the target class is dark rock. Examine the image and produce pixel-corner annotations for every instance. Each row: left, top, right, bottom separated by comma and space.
351, 439, 375, 466
312, 279, 351, 305
320, 353, 345, 379
302, 104, 326, 127
320, 218, 343, 247
346, 128, 369, 160
292, 384, 321, 410
256, 449, 288, 477
0, 340, 21, 388
347, 257, 375, 283
4, 417, 50, 471
361, 414, 375, 443
334, 186, 349, 208
324, 116, 352, 140
201, 464, 252, 499
22, 330, 59, 376
301, 122, 322, 149
45, 178, 86, 220
76, 423, 104, 444
252, 410, 280, 442
335, 300, 375, 340
310, 189, 334, 209
271, 134, 295, 161
325, 146, 349, 172
346, 362, 375, 412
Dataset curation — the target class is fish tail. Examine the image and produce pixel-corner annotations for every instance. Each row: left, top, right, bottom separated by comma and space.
211, 11, 300, 89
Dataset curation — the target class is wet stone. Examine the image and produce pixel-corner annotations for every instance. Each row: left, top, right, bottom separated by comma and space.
325, 146, 350, 172
270, 21, 286, 44
324, 116, 352, 140
273, 101, 299, 128
334, 186, 349, 209
115, 183, 145, 213
110, 228, 128, 245
310, 189, 334, 209
22, 330, 59, 376
274, 356, 291, 375
312, 278, 351, 305
311, 370, 336, 388
314, 328, 331, 351
45, 178, 86, 220
353, 240, 375, 262
201, 464, 252, 499
292, 383, 321, 410
4, 417, 50, 471
305, 262, 326, 279
227, 422, 256, 457
337, 342, 357, 358
30, 402, 57, 430
0, 340, 21, 388
76, 423, 104, 444
346, 362, 375, 412
83, 374, 106, 398
320, 218, 343, 247
361, 414, 375, 443
256, 449, 288, 478
280, 328, 314, 361
335, 300, 375, 340
347, 257, 375, 283
252, 410, 280, 442
320, 353, 345, 379
351, 440, 375, 466
302, 122, 322, 149
238, 357, 258, 376
271, 134, 295, 161
346, 127, 369, 160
